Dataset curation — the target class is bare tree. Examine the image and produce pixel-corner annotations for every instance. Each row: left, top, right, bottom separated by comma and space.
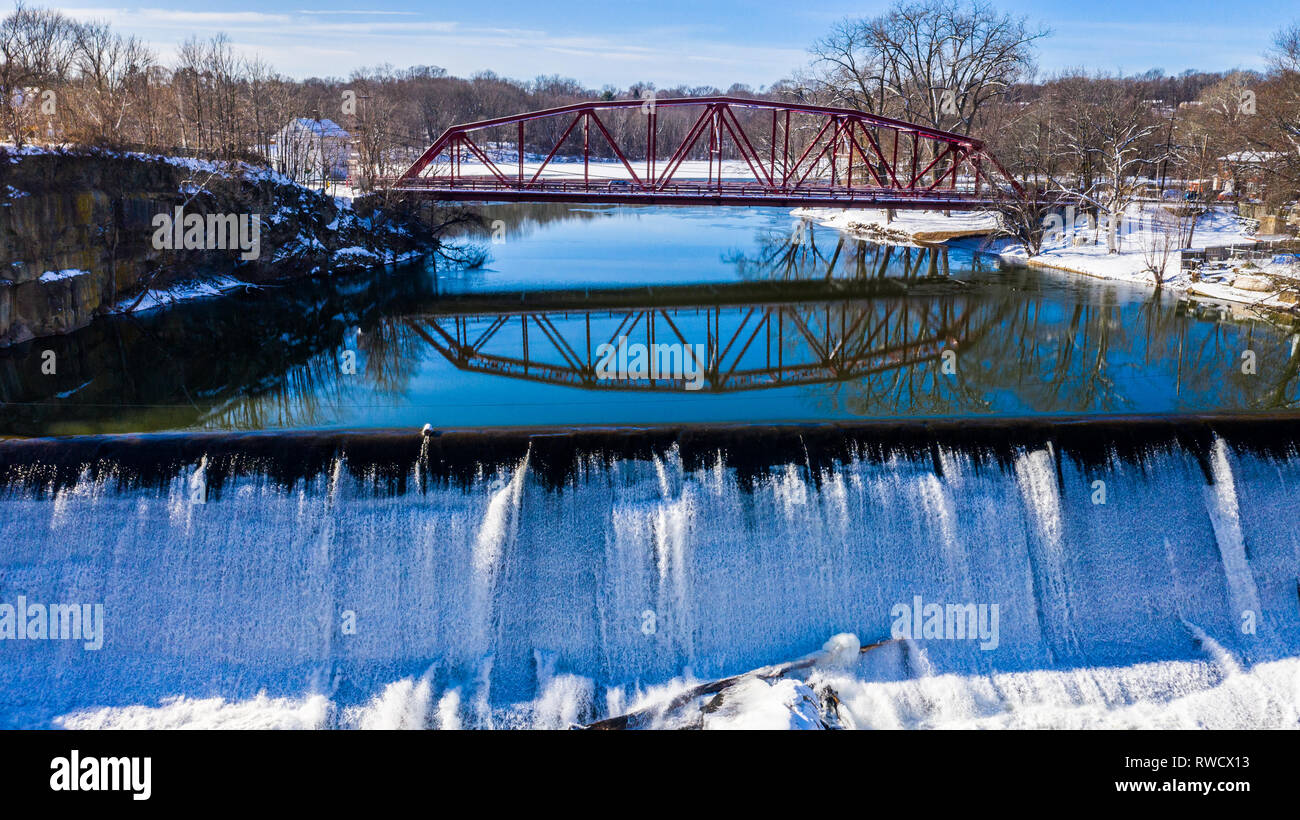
988, 93, 1066, 254
68, 21, 155, 145
0, 2, 78, 145
810, 0, 1047, 137
1140, 207, 1182, 286
348, 78, 405, 189
1266, 23, 1300, 157
245, 56, 289, 161
1053, 78, 1171, 252
1244, 24, 1300, 206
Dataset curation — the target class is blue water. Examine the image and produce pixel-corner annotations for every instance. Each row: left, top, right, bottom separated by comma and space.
1, 205, 1297, 435
449, 205, 803, 289
2, 204, 1299, 729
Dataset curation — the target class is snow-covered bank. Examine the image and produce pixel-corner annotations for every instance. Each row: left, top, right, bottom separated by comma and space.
106, 249, 430, 315
795, 206, 1000, 244
984, 207, 1300, 312
804, 202, 1300, 313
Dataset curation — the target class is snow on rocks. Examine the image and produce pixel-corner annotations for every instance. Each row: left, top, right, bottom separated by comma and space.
699, 677, 826, 730
38, 269, 91, 283
108, 276, 250, 314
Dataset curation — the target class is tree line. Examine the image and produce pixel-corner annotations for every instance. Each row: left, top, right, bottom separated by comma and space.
3, 0, 1299, 216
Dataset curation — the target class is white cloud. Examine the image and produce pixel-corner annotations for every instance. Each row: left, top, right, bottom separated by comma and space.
295, 8, 419, 15
48, 5, 804, 86
61, 7, 293, 27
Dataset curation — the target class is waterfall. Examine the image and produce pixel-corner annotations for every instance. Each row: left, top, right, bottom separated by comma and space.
1202, 437, 1263, 637
3, 430, 1299, 729
468, 451, 530, 658
459, 449, 531, 726
1013, 446, 1080, 664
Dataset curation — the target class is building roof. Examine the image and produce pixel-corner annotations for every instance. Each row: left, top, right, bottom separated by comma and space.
1219, 151, 1282, 164
285, 118, 349, 138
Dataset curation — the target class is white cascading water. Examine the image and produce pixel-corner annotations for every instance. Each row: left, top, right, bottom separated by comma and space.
2, 434, 1299, 729
469, 452, 530, 658
1202, 438, 1264, 634
1012, 446, 1079, 665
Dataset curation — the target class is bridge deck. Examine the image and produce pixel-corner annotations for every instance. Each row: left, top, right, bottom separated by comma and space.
384, 178, 1011, 210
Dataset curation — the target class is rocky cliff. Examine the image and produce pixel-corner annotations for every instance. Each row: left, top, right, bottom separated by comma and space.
0, 148, 445, 346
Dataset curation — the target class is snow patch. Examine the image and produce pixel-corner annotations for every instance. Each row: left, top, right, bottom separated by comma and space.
39, 268, 90, 283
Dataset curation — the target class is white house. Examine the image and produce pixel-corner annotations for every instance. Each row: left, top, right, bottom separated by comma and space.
268, 118, 352, 189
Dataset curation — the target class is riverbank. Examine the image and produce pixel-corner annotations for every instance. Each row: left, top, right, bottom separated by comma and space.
793, 206, 1000, 243
802, 203, 1300, 314
0, 146, 450, 346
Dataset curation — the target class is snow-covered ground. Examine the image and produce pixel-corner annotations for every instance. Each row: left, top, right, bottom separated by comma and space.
795, 207, 1000, 243
806, 201, 1300, 312
988, 206, 1254, 277
429, 156, 758, 182
984, 206, 1300, 311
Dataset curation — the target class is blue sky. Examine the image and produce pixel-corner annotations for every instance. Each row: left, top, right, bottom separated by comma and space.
32, 1, 1300, 87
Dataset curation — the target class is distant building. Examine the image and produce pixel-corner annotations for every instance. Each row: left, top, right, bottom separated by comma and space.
1213, 151, 1283, 198
268, 118, 351, 189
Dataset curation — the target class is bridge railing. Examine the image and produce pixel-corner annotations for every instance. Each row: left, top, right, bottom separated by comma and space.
379, 176, 1016, 202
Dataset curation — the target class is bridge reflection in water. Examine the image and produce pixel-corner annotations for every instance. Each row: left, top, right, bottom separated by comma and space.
408, 286, 994, 395
2, 242, 1299, 434
731, 227, 958, 283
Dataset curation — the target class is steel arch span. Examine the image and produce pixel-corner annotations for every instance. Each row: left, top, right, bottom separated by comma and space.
384, 96, 1024, 210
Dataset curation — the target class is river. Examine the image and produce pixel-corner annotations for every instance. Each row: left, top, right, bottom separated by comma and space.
1, 204, 1298, 729
1, 204, 1297, 435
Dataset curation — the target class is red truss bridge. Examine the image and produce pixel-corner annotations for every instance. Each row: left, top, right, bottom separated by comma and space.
384, 96, 1024, 210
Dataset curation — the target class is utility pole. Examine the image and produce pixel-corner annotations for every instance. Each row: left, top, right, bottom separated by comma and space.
1158, 103, 1176, 193
357, 93, 371, 190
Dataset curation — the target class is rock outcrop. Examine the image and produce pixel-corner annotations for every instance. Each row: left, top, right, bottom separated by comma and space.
1, 148, 445, 346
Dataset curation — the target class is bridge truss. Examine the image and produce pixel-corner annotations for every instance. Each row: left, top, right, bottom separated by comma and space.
403, 294, 1008, 393
386, 96, 1024, 210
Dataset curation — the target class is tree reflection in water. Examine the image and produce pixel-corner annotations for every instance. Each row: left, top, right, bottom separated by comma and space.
1, 220, 1297, 434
